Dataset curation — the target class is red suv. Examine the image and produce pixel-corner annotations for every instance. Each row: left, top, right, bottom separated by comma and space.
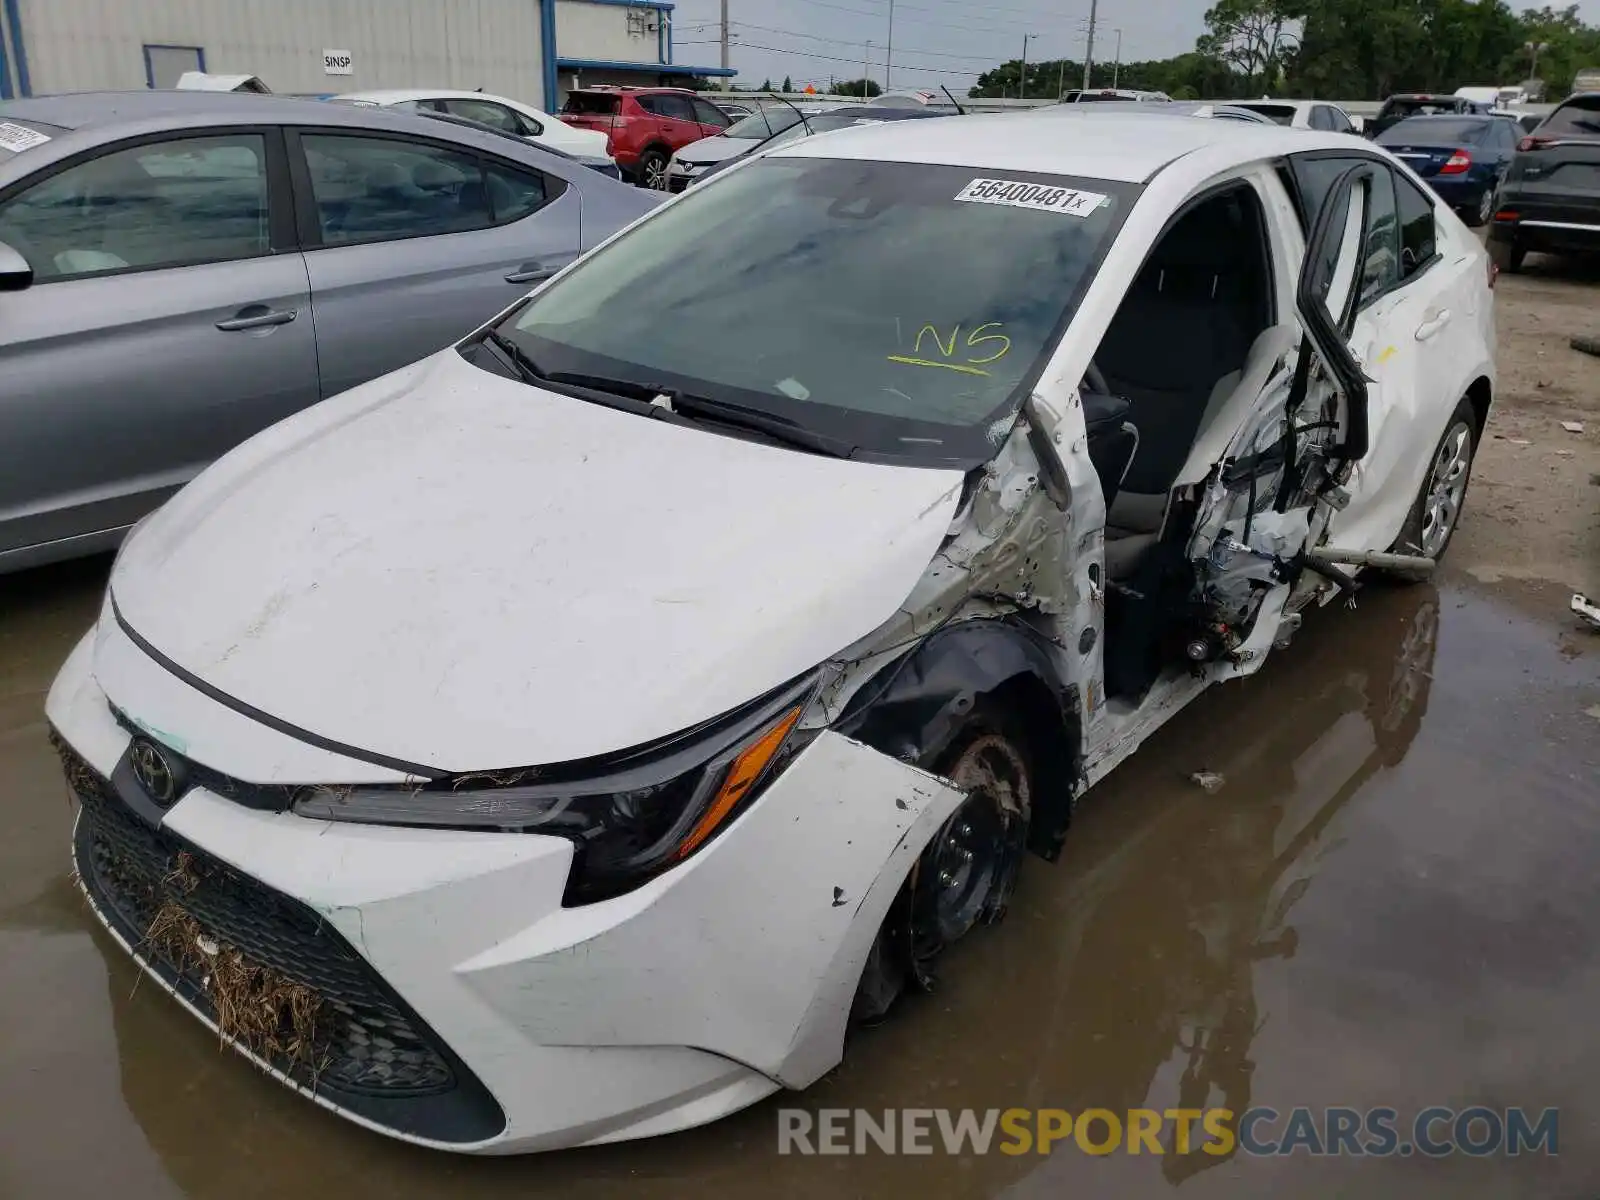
560, 87, 732, 188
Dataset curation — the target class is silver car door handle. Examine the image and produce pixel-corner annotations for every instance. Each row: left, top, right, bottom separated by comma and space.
505, 263, 557, 284
216, 307, 298, 331
1414, 310, 1452, 341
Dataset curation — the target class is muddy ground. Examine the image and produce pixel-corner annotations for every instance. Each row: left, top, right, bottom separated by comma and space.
1, 256, 1598, 1199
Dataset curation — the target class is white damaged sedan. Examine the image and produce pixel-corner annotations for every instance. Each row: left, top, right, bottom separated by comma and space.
48, 112, 1495, 1153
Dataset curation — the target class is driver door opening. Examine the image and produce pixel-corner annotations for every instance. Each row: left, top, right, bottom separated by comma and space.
1080, 180, 1291, 702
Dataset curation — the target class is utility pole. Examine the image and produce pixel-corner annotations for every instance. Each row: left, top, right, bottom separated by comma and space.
1112, 28, 1122, 89
885, 0, 895, 90
864, 40, 873, 98
1057, 59, 1066, 100
720, 0, 731, 90
1019, 33, 1035, 100
1081, 0, 1098, 90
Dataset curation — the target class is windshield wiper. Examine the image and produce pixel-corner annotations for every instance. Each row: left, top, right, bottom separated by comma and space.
544, 372, 856, 458
480, 329, 547, 386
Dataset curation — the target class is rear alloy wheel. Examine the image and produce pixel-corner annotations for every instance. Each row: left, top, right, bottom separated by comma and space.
850, 709, 1034, 1025
636, 148, 669, 190
1387, 397, 1478, 580
1468, 186, 1494, 227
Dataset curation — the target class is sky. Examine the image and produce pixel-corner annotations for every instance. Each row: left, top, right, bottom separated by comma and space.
665, 0, 1600, 96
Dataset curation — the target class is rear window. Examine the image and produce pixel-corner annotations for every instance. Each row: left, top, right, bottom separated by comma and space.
0, 117, 65, 162
562, 93, 620, 116
1543, 96, 1600, 138
1238, 103, 1297, 125
1378, 117, 1490, 144
1380, 98, 1461, 119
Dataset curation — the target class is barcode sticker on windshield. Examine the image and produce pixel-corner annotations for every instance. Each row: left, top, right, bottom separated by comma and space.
0, 122, 51, 153
954, 178, 1106, 217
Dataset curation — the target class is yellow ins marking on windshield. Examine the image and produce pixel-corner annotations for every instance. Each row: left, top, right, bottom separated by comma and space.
889, 322, 1013, 376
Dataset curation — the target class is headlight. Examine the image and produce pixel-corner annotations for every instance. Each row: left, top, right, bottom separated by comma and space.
292, 675, 817, 903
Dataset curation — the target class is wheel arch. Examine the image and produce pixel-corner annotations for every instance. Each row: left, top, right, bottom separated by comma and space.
832, 616, 1082, 862
1465, 374, 1492, 436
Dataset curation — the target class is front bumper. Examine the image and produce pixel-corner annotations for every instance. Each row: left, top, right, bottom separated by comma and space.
47, 626, 964, 1153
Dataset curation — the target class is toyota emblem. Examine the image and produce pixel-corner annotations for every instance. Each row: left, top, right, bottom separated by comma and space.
129, 739, 178, 805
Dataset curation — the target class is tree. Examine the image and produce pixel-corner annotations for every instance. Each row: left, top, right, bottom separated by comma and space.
831, 78, 882, 97
1197, 0, 1300, 92
782, 74, 793, 92
759, 78, 773, 91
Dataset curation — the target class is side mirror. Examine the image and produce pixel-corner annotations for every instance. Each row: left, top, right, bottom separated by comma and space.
1295, 164, 1373, 461
0, 240, 31, 292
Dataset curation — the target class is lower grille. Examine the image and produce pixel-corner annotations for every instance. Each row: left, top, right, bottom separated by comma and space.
60, 734, 505, 1144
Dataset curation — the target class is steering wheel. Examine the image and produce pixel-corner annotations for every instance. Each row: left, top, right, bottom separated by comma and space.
1085, 360, 1111, 395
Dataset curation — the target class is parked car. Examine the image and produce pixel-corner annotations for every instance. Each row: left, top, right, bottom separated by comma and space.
1516, 111, 1544, 134
0, 91, 659, 573
331, 88, 614, 164
1058, 87, 1172, 103
410, 108, 624, 179
1487, 92, 1600, 272
46, 113, 1494, 1156
1375, 113, 1520, 225
560, 85, 732, 188
709, 99, 755, 121
1230, 99, 1361, 133
1035, 100, 1275, 124
688, 103, 958, 186
1367, 93, 1479, 138
665, 105, 825, 191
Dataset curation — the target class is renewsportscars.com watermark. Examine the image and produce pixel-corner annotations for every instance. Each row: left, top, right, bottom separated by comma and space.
777, 1106, 1559, 1158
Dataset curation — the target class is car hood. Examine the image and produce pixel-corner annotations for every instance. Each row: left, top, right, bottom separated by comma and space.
676, 135, 758, 166
108, 351, 964, 775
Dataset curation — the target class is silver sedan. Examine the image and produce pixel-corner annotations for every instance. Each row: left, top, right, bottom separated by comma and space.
0, 91, 660, 573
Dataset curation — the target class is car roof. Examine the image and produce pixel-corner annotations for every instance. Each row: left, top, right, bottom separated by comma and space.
337, 87, 535, 107
771, 111, 1334, 182
0, 89, 359, 130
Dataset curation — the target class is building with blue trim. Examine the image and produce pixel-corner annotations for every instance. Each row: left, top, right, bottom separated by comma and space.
0, 0, 731, 108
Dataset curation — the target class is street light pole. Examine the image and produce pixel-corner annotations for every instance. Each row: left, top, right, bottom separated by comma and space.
1020, 33, 1035, 100
1112, 28, 1122, 89
885, 0, 895, 90
1082, 0, 1098, 90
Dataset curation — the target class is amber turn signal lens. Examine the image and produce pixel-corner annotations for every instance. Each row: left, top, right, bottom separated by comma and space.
674, 705, 803, 861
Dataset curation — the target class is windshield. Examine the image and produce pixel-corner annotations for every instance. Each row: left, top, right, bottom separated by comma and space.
0, 117, 65, 163
723, 109, 803, 139
1544, 96, 1600, 137
492, 157, 1137, 465
756, 112, 900, 153
1380, 99, 1460, 120
1379, 117, 1490, 144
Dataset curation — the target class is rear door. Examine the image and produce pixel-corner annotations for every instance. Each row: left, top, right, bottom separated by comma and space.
288, 128, 581, 398
643, 94, 708, 152
0, 128, 318, 557
1286, 152, 1476, 552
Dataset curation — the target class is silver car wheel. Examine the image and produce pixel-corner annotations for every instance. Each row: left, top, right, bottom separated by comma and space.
1477, 187, 1494, 225
1420, 420, 1472, 556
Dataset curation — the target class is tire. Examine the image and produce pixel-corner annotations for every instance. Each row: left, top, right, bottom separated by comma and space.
1385, 397, 1478, 581
1463, 186, 1493, 228
1488, 236, 1526, 274
1572, 335, 1600, 359
635, 148, 668, 191
850, 704, 1035, 1025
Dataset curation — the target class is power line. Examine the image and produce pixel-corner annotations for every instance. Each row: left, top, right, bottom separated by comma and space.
723, 38, 985, 75
729, 19, 1000, 62
780, 0, 1039, 37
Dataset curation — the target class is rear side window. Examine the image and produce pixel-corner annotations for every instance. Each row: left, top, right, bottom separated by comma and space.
300, 134, 560, 246
1245, 104, 1298, 126
1290, 154, 1398, 309
1542, 96, 1600, 137
562, 92, 620, 116
1395, 172, 1436, 281
0, 132, 271, 280
442, 98, 521, 135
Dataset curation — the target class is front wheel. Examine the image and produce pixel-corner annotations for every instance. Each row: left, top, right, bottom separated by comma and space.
1386, 397, 1478, 580
851, 706, 1034, 1024
635, 148, 668, 190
